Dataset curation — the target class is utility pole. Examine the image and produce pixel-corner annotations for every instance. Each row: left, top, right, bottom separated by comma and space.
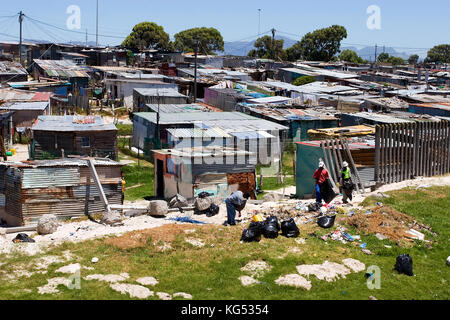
194, 38, 198, 103
156, 91, 161, 150
96, 0, 99, 47
86, 29, 88, 47
374, 44, 378, 64
19, 11, 24, 66
271, 28, 276, 61
258, 9, 261, 36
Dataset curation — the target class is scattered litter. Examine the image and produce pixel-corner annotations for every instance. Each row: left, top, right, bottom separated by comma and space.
136, 277, 158, 286
184, 229, 196, 234
296, 261, 351, 282
239, 276, 258, 287
342, 259, 366, 273
384, 245, 392, 249
360, 243, 367, 249
91, 257, 99, 263
12, 233, 35, 243
281, 218, 300, 238
296, 238, 306, 245
157, 292, 172, 300
369, 296, 378, 300
415, 184, 431, 190
275, 274, 312, 290
84, 273, 129, 283
173, 292, 193, 299
406, 229, 425, 241
185, 238, 205, 248
317, 215, 336, 229
447, 256, 450, 266
110, 283, 154, 299
376, 233, 388, 240
362, 249, 374, 255
376, 202, 383, 207
394, 254, 414, 276
55, 263, 81, 274
168, 217, 206, 225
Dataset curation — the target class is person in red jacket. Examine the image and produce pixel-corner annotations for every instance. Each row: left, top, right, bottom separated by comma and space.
313, 161, 329, 204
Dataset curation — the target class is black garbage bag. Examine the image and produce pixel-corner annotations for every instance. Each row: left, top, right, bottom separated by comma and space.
266, 216, 281, 231
308, 202, 321, 212
343, 181, 355, 191
394, 254, 414, 276
198, 192, 213, 199
320, 180, 338, 204
240, 222, 264, 242
317, 215, 336, 229
13, 233, 35, 243
206, 204, 220, 217
281, 218, 300, 238
263, 216, 280, 239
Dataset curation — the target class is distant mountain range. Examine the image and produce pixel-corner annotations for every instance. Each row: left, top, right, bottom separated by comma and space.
222, 36, 424, 60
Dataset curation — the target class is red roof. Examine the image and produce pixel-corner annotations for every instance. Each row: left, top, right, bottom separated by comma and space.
32, 92, 52, 101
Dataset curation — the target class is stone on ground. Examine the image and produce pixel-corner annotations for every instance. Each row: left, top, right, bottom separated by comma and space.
150, 200, 168, 216
194, 197, 211, 211
239, 276, 258, 287
101, 210, 123, 226
84, 273, 129, 283
157, 292, 172, 300
38, 277, 72, 295
173, 292, 193, 299
275, 274, 312, 291
110, 283, 153, 299
241, 261, 272, 278
136, 277, 159, 286
342, 258, 366, 273
296, 261, 351, 282
263, 193, 283, 203
55, 263, 81, 274
37, 214, 59, 235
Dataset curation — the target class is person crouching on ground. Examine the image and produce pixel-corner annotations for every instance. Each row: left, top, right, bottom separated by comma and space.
224, 191, 251, 226
313, 161, 329, 204
340, 161, 354, 204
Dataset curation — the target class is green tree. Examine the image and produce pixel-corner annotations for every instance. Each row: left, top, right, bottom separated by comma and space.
426, 44, 450, 63
122, 22, 170, 51
293, 75, 316, 86
408, 54, 419, 65
377, 52, 390, 63
285, 25, 347, 62
248, 35, 286, 60
174, 27, 224, 55
126, 50, 135, 66
339, 49, 364, 64
388, 56, 405, 65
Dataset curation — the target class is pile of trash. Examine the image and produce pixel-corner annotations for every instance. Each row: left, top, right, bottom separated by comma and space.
345, 206, 433, 242
193, 192, 221, 218
241, 215, 300, 243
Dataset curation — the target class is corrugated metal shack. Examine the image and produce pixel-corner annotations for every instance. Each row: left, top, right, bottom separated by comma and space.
31, 115, 118, 160
236, 103, 339, 141
153, 146, 257, 200
133, 88, 188, 112
0, 158, 124, 227
0, 101, 50, 130
132, 111, 288, 165
32, 59, 90, 90
0, 61, 28, 83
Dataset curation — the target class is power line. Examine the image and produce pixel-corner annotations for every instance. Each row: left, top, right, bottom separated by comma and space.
24, 15, 127, 40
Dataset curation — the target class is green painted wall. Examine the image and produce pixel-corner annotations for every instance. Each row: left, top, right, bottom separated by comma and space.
296, 143, 325, 199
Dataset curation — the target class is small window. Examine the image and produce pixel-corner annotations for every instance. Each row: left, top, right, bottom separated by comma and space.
82, 137, 90, 148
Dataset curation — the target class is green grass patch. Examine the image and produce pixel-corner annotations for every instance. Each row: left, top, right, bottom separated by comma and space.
1, 181, 448, 300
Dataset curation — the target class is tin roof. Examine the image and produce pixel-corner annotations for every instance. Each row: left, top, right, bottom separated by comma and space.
167, 127, 232, 139
33, 59, 90, 78
134, 88, 187, 98
0, 88, 52, 102
0, 61, 28, 76
0, 101, 49, 111
145, 103, 209, 113
0, 158, 122, 168
32, 115, 117, 132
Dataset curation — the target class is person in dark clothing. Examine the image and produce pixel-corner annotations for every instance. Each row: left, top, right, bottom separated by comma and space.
313, 161, 330, 204
224, 191, 251, 226
340, 161, 354, 204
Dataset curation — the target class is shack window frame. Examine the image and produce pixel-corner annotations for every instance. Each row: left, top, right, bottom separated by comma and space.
81, 136, 91, 148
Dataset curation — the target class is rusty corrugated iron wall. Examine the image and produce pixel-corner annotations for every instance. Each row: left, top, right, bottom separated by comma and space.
0, 159, 123, 227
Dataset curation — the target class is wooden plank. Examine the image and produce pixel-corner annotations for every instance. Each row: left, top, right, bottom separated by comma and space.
323, 141, 337, 186
334, 138, 344, 169
413, 122, 418, 177
375, 125, 381, 183
431, 122, 436, 177
321, 142, 335, 184
419, 122, 425, 177
381, 125, 386, 183
329, 139, 341, 177
423, 122, 428, 177
5, 226, 38, 234
446, 121, 450, 174
387, 124, 392, 183
340, 137, 364, 194
87, 158, 111, 214
402, 123, 408, 180
399, 123, 405, 182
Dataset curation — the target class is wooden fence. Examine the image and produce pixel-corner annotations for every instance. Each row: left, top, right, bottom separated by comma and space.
375, 121, 450, 184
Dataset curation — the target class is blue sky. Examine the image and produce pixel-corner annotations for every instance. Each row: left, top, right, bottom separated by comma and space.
1, 0, 449, 55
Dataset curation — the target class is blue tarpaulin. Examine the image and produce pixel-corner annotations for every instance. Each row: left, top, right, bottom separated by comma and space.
167, 217, 207, 225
